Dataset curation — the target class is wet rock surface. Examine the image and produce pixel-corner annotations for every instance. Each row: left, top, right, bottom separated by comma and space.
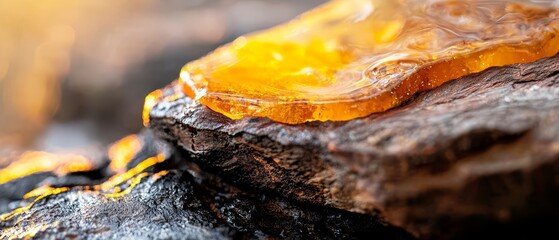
149, 55, 559, 238
0, 131, 412, 240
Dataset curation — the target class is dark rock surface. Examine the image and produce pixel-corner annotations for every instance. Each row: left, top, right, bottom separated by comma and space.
3, 55, 559, 240
148, 55, 559, 238
0, 131, 412, 240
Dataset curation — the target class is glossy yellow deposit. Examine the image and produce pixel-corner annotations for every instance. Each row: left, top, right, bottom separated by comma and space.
179, 0, 559, 124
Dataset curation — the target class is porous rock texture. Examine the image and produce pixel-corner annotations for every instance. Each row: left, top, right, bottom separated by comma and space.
0, 131, 412, 240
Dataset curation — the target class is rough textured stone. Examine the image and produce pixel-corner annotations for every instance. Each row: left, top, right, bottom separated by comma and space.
148, 55, 559, 238
0, 131, 412, 240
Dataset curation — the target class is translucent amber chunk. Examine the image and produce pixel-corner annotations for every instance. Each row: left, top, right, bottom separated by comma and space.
179, 0, 559, 124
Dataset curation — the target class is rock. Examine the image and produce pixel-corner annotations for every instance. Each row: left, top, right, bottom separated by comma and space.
148, 55, 559, 238
0, 131, 412, 240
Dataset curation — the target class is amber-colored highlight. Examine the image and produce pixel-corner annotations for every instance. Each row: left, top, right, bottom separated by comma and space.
142, 83, 183, 126
143, 90, 163, 127
0, 151, 92, 185
179, 0, 559, 124
108, 134, 142, 173
1, 153, 167, 222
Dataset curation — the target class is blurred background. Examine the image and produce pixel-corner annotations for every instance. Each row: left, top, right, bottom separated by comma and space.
0, 0, 325, 151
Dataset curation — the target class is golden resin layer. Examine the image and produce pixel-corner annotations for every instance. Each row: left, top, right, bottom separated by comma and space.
178, 0, 559, 124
